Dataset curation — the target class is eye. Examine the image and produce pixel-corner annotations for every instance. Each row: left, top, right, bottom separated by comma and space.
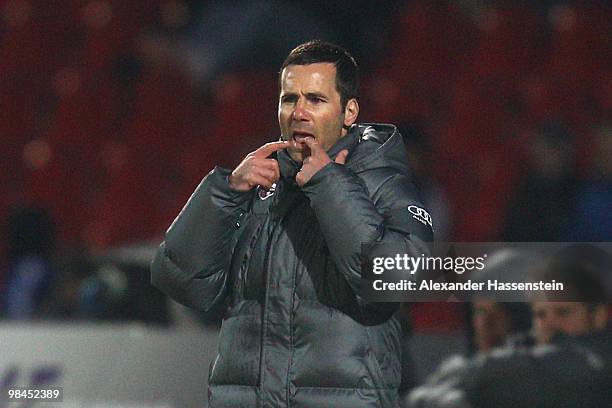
308, 96, 325, 104
281, 95, 298, 104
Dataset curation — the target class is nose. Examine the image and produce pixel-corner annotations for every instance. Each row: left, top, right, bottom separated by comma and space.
292, 98, 309, 122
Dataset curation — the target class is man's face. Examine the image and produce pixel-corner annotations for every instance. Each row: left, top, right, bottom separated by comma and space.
531, 302, 598, 344
278, 63, 347, 162
472, 300, 512, 352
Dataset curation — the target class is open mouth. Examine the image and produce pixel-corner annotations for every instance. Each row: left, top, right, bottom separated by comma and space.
291, 131, 314, 143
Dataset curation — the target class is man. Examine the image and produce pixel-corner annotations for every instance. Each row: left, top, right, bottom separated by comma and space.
151, 40, 433, 407
530, 244, 611, 345
531, 302, 608, 345
471, 300, 530, 352
407, 246, 611, 408
468, 249, 534, 353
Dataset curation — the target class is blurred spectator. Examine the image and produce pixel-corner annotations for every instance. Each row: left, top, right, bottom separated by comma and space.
44, 246, 94, 319
406, 325, 611, 408
405, 244, 612, 408
403, 249, 534, 406
503, 120, 578, 241
530, 243, 611, 344
178, 0, 399, 84
77, 262, 128, 319
470, 300, 531, 352
568, 124, 612, 241
532, 301, 609, 345
465, 249, 535, 353
178, 0, 337, 83
3, 206, 55, 319
76, 246, 170, 324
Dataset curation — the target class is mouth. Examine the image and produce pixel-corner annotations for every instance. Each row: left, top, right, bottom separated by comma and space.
291, 130, 315, 143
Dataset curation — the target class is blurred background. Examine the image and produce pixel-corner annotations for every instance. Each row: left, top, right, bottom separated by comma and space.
1, 0, 611, 406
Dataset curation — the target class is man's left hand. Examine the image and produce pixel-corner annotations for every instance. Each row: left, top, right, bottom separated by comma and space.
295, 137, 349, 187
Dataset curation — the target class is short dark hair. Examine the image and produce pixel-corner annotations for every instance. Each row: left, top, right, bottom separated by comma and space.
280, 40, 359, 109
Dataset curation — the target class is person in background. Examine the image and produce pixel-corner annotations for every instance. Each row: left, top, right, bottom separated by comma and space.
503, 120, 577, 241
3, 206, 55, 319
405, 245, 611, 407
569, 123, 612, 241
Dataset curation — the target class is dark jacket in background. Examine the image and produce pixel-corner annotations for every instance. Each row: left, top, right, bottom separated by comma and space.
151, 124, 433, 407
407, 328, 612, 408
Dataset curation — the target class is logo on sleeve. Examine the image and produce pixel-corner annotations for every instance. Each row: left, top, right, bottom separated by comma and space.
408, 205, 433, 228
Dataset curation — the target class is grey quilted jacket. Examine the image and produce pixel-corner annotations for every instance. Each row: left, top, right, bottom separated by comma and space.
151, 123, 434, 407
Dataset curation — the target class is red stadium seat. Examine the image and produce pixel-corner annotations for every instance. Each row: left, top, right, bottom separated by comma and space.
468, 4, 544, 84
206, 70, 279, 168
380, 0, 475, 96
410, 303, 466, 333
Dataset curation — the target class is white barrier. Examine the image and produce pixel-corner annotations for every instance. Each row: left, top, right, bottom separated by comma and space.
0, 322, 220, 408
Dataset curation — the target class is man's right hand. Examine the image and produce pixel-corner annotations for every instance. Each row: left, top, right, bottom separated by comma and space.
228, 141, 293, 191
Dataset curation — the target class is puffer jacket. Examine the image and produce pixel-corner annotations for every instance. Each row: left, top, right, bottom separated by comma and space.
151, 123, 434, 407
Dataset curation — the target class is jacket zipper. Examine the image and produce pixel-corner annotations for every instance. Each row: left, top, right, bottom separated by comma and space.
258, 217, 280, 408
285, 256, 297, 407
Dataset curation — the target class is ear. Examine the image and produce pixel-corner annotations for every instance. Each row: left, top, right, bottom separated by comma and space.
343, 98, 359, 127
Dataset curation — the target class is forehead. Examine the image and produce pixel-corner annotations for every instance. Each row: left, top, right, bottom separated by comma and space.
280, 63, 338, 95
473, 300, 503, 312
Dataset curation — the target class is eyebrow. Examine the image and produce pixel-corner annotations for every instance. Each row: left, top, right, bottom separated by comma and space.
281, 91, 328, 101
304, 92, 327, 99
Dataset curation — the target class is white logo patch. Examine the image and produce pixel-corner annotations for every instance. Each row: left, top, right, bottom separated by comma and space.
408, 205, 433, 228
258, 183, 277, 200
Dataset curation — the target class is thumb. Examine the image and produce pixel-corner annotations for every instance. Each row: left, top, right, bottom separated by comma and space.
335, 149, 349, 165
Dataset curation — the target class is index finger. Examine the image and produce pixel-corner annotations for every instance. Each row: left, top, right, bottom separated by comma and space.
302, 137, 325, 154
253, 141, 293, 157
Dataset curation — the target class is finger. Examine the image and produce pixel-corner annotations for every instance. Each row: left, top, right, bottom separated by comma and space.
250, 166, 277, 184
269, 159, 280, 180
248, 173, 275, 189
301, 137, 325, 156
335, 149, 349, 165
295, 172, 305, 187
256, 159, 281, 180
253, 140, 293, 158
259, 158, 279, 169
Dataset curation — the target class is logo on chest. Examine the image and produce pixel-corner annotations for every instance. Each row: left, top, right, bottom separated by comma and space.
258, 183, 277, 201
